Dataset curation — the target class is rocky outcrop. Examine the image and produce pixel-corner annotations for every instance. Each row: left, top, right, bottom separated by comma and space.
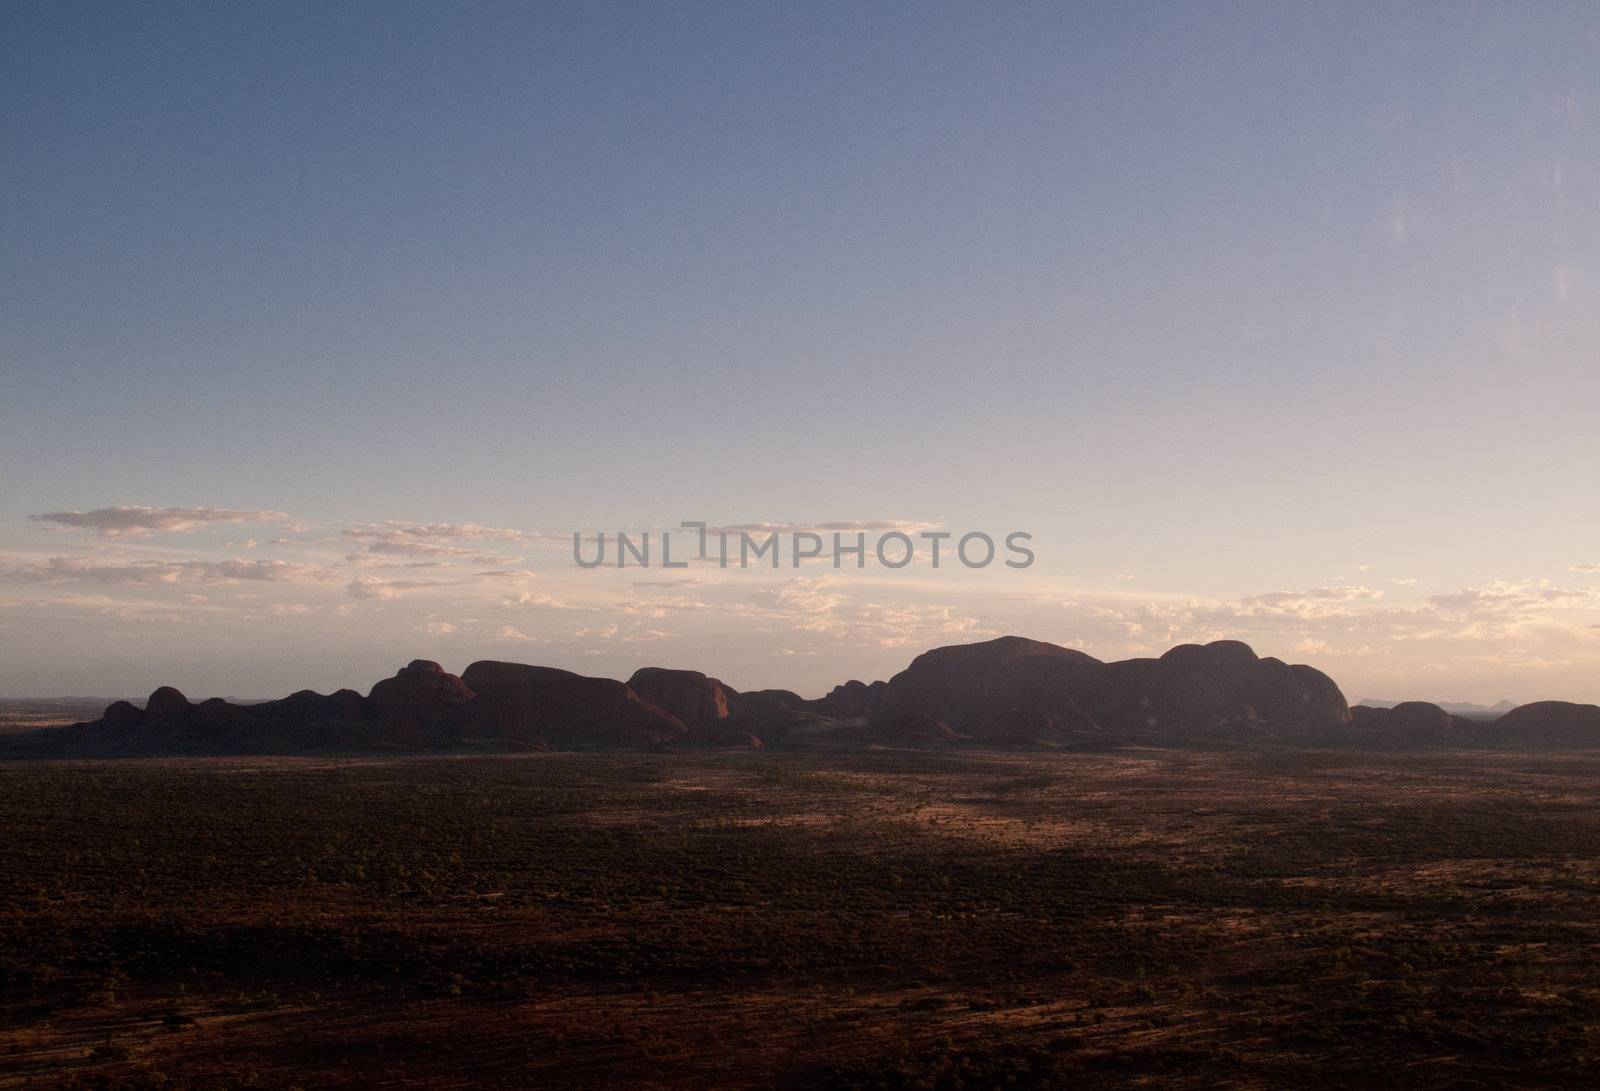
194, 697, 240, 729
1083, 641, 1349, 733
861, 711, 962, 746
1492, 701, 1600, 745
1387, 701, 1460, 734
21, 639, 1600, 758
363, 661, 477, 747
368, 660, 475, 709
102, 700, 143, 726
857, 636, 1348, 741
677, 721, 765, 749
144, 686, 193, 726
1346, 700, 1467, 742
984, 702, 1103, 745
627, 667, 739, 726
249, 687, 367, 726
743, 688, 805, 710
880, 636, 1106, 737
814, 679, 890, 721
622, 667, 798, 747
460, 661, 686, 748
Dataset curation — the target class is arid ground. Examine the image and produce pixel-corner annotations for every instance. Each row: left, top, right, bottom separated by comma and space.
4, 749, 1600, 1088
0, 701, 122, 737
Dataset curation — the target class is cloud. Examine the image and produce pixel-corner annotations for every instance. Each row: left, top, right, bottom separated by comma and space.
29, 506, 287, 538
1426, 580, 1592, 617
341, 522, 530, 566
733, 575, 991, 647
341, 574, 451, 599
746, 576, 849, 622
498, 590, 585, 610
347, 575, 399, 599
0, 555, 330, 585
1020, 575, 1600, 666
707, 519, 939, 536
421, 621, 457, 635
493, 625, 542, 643
344, 521, 532, 544
613, 595, 712, 618
1573, 563, 1600, 573
1236, 586, 1383, 617
620, 629, 671, 642
346, 540, 516, 565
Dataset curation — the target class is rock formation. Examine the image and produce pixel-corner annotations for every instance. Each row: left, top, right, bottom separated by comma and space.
813, 679, 890, 720
880, 635, 1106, 737
368, 660, 475, 709
627, 667, 739, 726
144, 686, 194, 726
365, 660, 476, 747
1346, 700, 1469, 743
460, 661, 686, 748
1492, 701, 1600, 745
1083, 641, 1349, 733
12, 636, 1600, 758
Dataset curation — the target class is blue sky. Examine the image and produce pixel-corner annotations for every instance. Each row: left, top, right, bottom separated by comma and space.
3, 2, 1598, 701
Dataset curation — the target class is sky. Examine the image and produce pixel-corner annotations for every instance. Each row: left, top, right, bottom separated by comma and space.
2, 2, 1598, 703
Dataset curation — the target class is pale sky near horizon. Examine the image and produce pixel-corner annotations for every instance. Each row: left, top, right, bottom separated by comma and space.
3, 2, 1598, 703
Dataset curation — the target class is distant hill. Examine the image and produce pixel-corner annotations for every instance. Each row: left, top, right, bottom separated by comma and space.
1359, 697, 1518, 718
2, 638, 1596, 757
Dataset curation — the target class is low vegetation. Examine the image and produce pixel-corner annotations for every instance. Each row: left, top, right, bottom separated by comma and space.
3, 749, 1599, 1087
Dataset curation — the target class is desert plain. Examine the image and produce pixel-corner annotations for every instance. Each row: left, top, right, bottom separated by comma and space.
4, 746, 1600, 1088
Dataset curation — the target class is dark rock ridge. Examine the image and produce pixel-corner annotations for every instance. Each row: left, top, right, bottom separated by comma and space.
882, 636, 1106, 741
144, 686, 194, 725
370, 660, 475, 708
367, 661, 477, 747
5, 636, 1599, 756
873, 636, 1350, 743
1490, 701, 1600, 745
627, 667, 739, 726
1082, 641, 1350, 737
814, 679, 891, 721
462, 661, 686, 748
1346, 701, 1475, 741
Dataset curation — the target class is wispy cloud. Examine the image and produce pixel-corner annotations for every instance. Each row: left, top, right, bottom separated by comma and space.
492, 625, 543, 643
29, 506, 287, 538
342, 521, 531, 566
0, 554, 330, 585
343, 521, 534, 544
345, 574, 440, 599
498, 590, 587, 610
707, 519, 939, 536
733, 574, 992, 648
